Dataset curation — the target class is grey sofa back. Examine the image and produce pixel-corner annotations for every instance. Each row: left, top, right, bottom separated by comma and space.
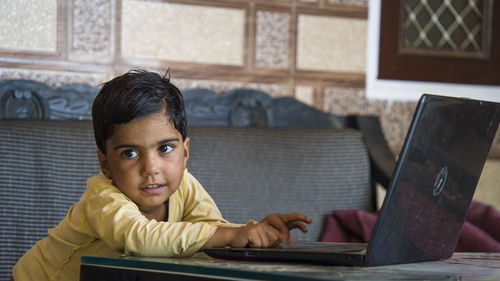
0, 120, 98, 281
0, 120, 373, 280
187, 126, 373, 238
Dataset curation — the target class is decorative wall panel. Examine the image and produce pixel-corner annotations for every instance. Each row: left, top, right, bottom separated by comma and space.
255, 11, 290, 68
0, 0, 58, 53
72, 0, 112, 55
121, 0, 245, 65
296, 15, 366, 73
255, 10, 290, 68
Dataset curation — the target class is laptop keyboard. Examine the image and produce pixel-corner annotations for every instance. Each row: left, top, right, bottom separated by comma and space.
279, 242, 367, 253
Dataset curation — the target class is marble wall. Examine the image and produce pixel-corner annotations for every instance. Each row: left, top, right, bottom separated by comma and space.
0, 0, 402, 147
0, 0, 498, 207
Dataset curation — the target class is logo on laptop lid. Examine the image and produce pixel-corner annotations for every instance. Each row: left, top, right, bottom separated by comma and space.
433, 167, 448, 196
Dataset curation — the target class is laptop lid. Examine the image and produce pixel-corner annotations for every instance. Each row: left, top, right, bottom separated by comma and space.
204, 94, 500, 266
365, 94, 500, 266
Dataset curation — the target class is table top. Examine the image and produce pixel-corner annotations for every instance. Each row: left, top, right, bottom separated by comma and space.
81, 252, 500, 280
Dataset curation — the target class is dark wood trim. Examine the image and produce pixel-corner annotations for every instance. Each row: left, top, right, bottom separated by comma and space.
320, 79, 365, 89
316, 79, 324, 109
114, 0, 123, 77
160, 0, 248, 9
0, 59, 112, 73
289, 2, 298, 96
167, 65, 289, 83
0, 59, 365, 88
294, 69, 365, 85
245, 2, 255, 71
378, 0, 500, 86
296, 5, 367, 19
58, 0, 67, 59
254, 4, 292, 13
0, 50, 61, 60
164, 0, 368, 16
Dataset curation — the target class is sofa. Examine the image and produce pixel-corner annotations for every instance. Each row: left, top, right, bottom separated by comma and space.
0, 80, 395, 280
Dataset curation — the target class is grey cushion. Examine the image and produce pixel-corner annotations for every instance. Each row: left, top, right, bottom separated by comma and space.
187, 127, 374, 242
0, 120, 99, 280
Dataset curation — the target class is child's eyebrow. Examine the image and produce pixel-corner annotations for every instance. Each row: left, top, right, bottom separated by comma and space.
113, 138, 180, 150
157, 138, 180, 145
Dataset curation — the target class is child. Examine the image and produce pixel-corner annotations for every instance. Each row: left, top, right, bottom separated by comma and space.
11, 70, 311, 281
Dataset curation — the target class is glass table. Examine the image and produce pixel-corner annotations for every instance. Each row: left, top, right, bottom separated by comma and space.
81, 252, 500, 281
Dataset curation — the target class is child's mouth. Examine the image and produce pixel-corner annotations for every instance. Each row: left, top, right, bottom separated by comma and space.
141, 184, 165, 194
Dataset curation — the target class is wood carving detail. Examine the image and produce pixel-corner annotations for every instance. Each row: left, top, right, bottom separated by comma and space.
0, 80, 343, 129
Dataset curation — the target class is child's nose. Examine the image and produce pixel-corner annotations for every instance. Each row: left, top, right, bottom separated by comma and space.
142, 154, 160, 176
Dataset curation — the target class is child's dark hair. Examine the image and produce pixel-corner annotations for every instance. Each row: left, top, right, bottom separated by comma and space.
92, 69, 187, 154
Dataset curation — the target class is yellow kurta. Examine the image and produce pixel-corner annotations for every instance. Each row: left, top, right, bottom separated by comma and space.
12, 169, 235, 281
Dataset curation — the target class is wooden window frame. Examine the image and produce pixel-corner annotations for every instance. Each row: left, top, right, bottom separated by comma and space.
377, 0, 500, 86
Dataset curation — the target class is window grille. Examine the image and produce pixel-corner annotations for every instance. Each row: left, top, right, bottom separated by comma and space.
400, 0, 493, 58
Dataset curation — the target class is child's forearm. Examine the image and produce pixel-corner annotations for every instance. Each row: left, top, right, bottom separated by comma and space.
202, 227, 238, 248
202, 223, 285, 249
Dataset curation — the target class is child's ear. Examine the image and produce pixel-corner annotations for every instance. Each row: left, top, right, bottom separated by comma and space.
183, 137, 190, 166
96, 150, 112, 179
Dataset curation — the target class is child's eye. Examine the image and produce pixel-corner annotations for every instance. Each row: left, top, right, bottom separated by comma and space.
159, 144, 173, 154
121, 149, 138, 159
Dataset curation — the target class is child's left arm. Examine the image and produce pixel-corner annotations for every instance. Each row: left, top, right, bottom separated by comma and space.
259, 212, 312, 244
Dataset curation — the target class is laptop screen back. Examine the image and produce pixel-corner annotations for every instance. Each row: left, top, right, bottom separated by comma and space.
366, 94, 500, 266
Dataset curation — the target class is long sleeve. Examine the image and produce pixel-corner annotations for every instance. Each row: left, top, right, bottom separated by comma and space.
13, 171, 233, 281
80, 171, 225, 257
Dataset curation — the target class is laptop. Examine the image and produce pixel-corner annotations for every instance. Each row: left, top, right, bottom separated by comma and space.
203, 94, 500, 266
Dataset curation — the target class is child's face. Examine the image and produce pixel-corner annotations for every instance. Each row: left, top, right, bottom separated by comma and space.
97, 111, 189, 215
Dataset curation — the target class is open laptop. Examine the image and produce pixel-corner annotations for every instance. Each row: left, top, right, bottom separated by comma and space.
203, 94, 500, 266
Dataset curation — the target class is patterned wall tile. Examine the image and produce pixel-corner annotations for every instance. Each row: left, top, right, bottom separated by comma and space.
296, 15, 366, 73
324, 86, 414, 151
72, 0, 112, 55
323, 87, 386, 115
0, 0, 58, 52
0, 68, 109, 88
381, 101, 417, 151
324, 86, 500, 155
255, 10, 290, 68
121, 0, 245, 65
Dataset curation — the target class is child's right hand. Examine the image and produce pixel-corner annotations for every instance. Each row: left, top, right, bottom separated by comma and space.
227, 223, 284, 248
203, 212, 311, 249
203, 223, 283, 249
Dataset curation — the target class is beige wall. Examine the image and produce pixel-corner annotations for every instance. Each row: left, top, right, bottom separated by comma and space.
0, 0, 498, 208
